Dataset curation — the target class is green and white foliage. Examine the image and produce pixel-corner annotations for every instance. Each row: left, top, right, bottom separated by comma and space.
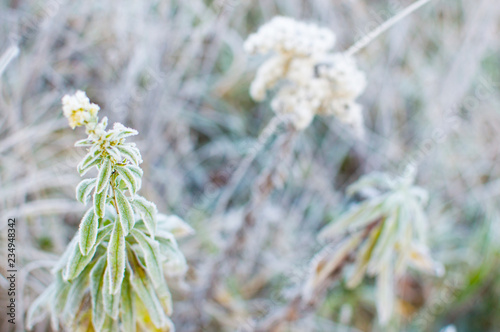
306, 166, 443, 325
27, 91, 192, 332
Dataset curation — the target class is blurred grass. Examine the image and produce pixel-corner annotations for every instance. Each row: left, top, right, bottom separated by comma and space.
1, 0, 500, 331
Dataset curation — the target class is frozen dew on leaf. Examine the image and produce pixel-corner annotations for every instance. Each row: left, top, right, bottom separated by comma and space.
314, 167, 443, 324
27, 90, 192, 332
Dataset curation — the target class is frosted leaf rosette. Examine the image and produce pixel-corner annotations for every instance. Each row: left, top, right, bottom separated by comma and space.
305, 167, 443, 324
245, 16, 367, 134
27, 91, 193, 332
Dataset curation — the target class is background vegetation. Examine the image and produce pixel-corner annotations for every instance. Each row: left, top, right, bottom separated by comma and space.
1, 0, 500, 331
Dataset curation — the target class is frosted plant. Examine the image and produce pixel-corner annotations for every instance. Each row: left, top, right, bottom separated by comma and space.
244, 16, 366, 134
27, 91, 192, 331
306, 166, 443, 324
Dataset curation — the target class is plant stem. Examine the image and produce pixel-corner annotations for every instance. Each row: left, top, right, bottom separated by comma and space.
213, 114, 292, 216
208, 127, 297, 294
345, 0, 432, 56
254, 219, 382, 332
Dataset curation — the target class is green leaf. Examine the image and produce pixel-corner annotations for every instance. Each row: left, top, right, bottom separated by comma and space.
101, 314, 119, 332
63, 263, 93, 322
157, 214, 194, 239
318, 198, 385, 242
77, 151, 101, 176
94, 184, 108, 218
51, 236, 78, 274
64, 224, 113, 281
79, 208, 99, 255
26, 284, 56, 329
115, 165, 139, 196
129, 263, 166, 329
126, 164, 143, 179
132, 196, 157, 237
115, 188, 135, 234
50, 273, 72, 330
107, 221, 126, 295
120, 269, 136, 332
130, 229, 163, 288
96, 157, 113, 194
90, 255, 107, 331
116, 145, 142, 165
156, 231, 188, 276
74, 138, 94, 147
155, 276, 173, 316
103, 267, 121, 319
106, 146, 122, 162
346, 222, 383, 289
76, 178, 97, 205
113, 126, 138, 139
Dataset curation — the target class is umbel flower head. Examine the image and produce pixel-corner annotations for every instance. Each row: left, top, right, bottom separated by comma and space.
245, 16, 366, 135
27, 91, 193, 332
304, 166, 443, 325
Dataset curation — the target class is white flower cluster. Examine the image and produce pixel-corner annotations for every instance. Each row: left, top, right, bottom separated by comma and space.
245, 17, 366, 135
244, 16, 336, 56
62, 90, 100, 129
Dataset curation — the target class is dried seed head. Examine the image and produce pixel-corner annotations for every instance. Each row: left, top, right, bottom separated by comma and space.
245, 17, 367, 135
244, 16, 336, 57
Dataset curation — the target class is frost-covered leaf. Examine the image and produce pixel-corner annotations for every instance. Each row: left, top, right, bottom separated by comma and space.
155, 276, 173, 316
157, 214, 194, 239
90, 255, 107, 331
74, 138, 94, 147
132, 196, 157, 237
346, 223, 383, 289
107, 221, 126, 294
367, 211, 399, 275
52, 236, 78, 274
318, 198, 385, 242
126, 164, 143, 179
376, 262, 394, 324
156, 231, 188, 276
63, 263, 93, 322
115, 165, 140, 196
101, 314, 119, 332
96, 157, 113, 193
64, 224, 113, 281
115, 188, 134, 234
303, 231, 364, 301
131, 229, 163, 288
94, 184, 108, 218
79, 208, 99, 255
106, 146, 122, 162
26, 284, 56, 329
130, 267, 166, 329
71, 307, 94, 332
77, 151, 101, 176
50, 274, 72, 330
76, 178, 97, 205
120, 269, 136, 332
103, 267, 121, 319
113, 125, 138, 139
116, 145, 142, 165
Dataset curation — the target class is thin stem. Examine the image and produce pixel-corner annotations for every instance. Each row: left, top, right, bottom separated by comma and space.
213, 114, 291, 216
208, 128, 297, 291
345, 0, 433, 57
253, 219, 382, 331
